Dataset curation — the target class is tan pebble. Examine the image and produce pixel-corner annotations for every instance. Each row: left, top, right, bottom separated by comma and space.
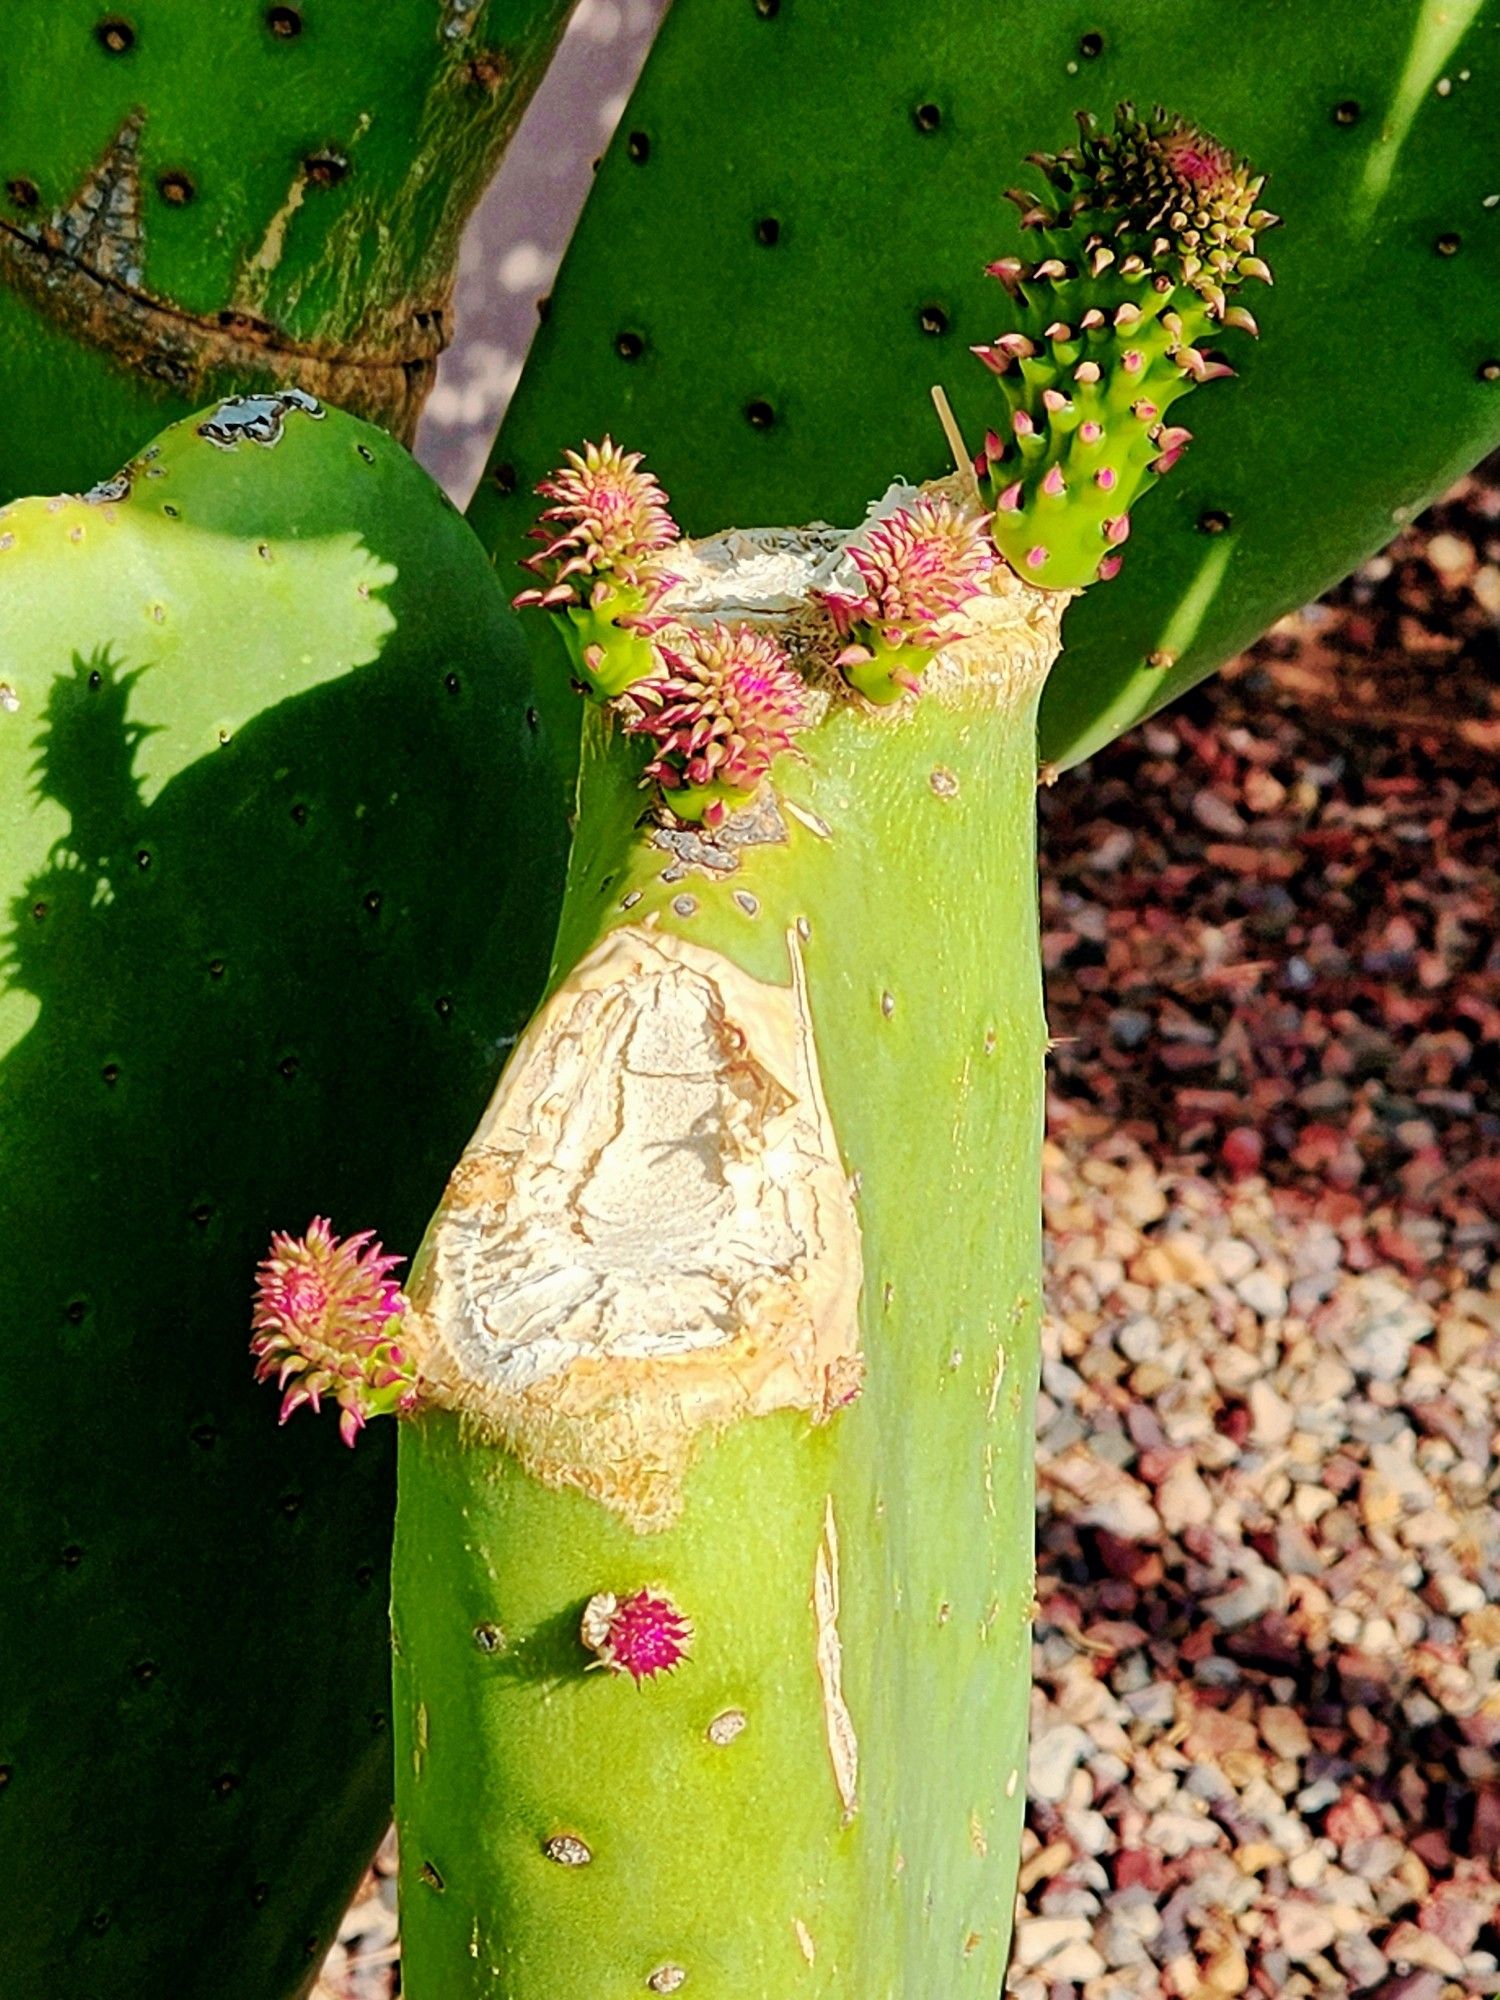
1233, 1841, 1285, 1875
1259, 1705, 1312, 1761
1277, 1903, 1338, 1959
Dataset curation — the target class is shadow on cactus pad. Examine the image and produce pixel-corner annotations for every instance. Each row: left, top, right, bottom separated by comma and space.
0, 400, 566, 1997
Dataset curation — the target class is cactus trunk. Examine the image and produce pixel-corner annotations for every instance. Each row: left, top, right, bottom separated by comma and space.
393, 521, 1064, 1995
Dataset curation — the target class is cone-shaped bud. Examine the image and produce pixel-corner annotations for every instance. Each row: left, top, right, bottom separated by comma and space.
513, 438, 680, 697
816, 497, 994, 704
580, 1590, 693, 1682
251, 1219, 416, 1447
626, 623, 807, 827
974, 103, 1270, 589
1017, 103, 1276, 316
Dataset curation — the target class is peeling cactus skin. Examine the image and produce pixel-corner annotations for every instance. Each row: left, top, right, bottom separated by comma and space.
0, 398, 567, 2000
0, 0, 579, 500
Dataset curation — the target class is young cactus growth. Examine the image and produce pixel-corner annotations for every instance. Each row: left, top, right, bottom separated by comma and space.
251, 1219, 418, 1448
817, 494, 995, 703
626, 622, 808, 826
514, 438, 681, 696
974, 104, 1275, 588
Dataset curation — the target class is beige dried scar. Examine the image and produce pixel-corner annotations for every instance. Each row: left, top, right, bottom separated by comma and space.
403, 924, 863, 1530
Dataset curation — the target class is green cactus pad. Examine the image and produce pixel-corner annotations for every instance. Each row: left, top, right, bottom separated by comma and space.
0, 398, 566, 1997
471, 0, 1500, 766
0, 0, 574, 502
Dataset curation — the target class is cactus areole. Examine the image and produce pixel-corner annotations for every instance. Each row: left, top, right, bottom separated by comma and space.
251, 105, 1268, 1998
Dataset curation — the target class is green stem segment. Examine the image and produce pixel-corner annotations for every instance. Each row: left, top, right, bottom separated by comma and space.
394, 546, 1063, 1996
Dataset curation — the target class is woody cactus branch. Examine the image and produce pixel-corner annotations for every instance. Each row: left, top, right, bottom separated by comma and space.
253, 104, 1270, 1997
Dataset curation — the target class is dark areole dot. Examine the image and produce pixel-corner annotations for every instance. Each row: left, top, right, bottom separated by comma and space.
357, 443, 375, 464
277, 1055, 299, 1080
753, 0, 780, 15
191, 1423, 217, 1449
279, 1493, 302, 1518
250, 1882, 271, 1909
31, 901, 48, 922
207, 958, 226, 979
615, 329, 645, 361
213, 1773, 240, 1799
755, 215, 781, 246
913, 102, 942, 133
370, 1711, 387, 1734
5, 177, 40, 210
290, 801, 308, 825
101, 1062, 120, 1087
354, 1563, 375, 1588
95, 17, 135, 54
157, 170, 195, 207
304, 151, 349, 189
1435, 231, 1462, 257
1479, 358, 1500, 382
745, 398, 776, 429
266, 5, 302, 35
919, 304, 949, 337
473, 1621, 504, 1652
1332, 99, 1360, 126
131, 1659, 159, 1685
162, 503, 180, 519
190, 1202, 215, 1227
444, 671, 461, 694
88, 668, 103, 690
0, 1765, 11, 1789
420, 1860, 445, 1891
363, 890, 383, 916
64, 1299, 88, 1325
1197, 507, 1232, 535
491, 460, 517, 495
88, 1911, 111, 1935
1079, 30, 1104, 56
434, 995, 454, 1021
627, 130, 650, 163
525, 705, 540, 731
135, 848, 152, 870
61, 1545, 84, 1569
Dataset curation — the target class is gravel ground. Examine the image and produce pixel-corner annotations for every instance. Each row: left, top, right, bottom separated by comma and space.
316, 479, 1500, 1999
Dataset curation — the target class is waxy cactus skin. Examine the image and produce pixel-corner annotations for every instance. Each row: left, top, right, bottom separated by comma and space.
474, 0, 1500, 765
392, 500, 1064, 1997
0, 396, 567, 2000
0, 0, 577, 501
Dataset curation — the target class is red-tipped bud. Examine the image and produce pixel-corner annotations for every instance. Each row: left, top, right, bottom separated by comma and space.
1041, 464, 1066, 497
581, 1590, 693, 1682
516, 437, 679, 613
251, 1220, 416, 1446
627, 624, 806, 825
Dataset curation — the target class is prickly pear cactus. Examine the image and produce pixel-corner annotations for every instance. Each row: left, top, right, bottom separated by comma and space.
471, 0, 1500, 767
0, 395, 566, 1998
0, 0, 574, 502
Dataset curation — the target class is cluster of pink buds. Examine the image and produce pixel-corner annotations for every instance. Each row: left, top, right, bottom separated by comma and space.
818, 496, 994, 703
513, 438, 681, 697
250, 1218, 418, 1448
626, 622, 808, 829
580, 1589, 693, 1683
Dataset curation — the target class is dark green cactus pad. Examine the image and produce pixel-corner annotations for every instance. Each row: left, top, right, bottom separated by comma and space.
470, 0, 1500, 767
0, 0, 573, 503
0, 398, 566, 1997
